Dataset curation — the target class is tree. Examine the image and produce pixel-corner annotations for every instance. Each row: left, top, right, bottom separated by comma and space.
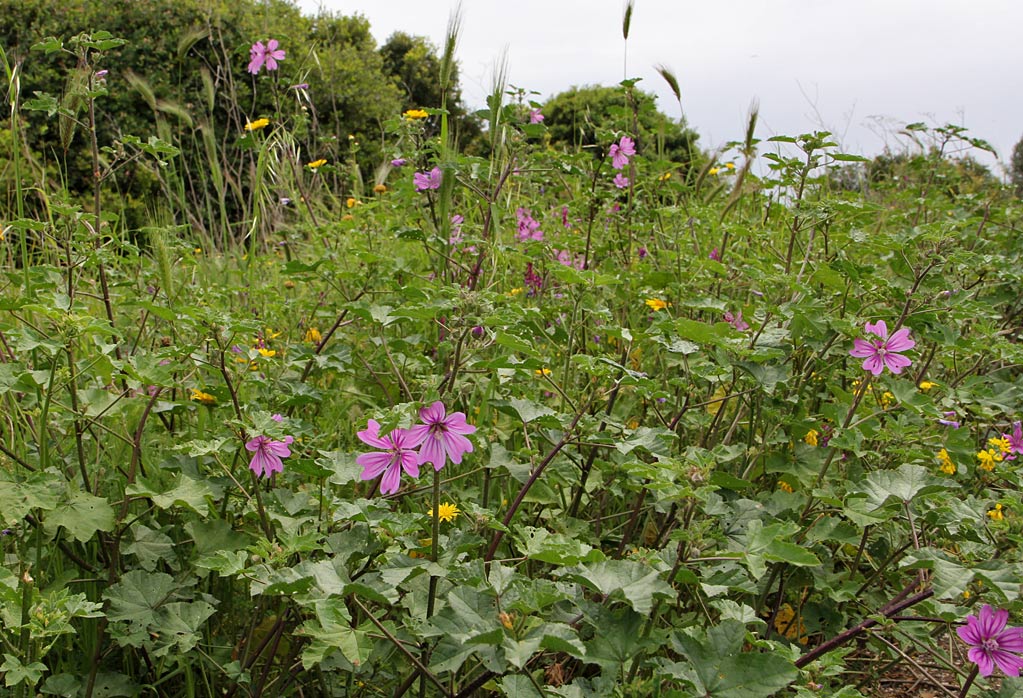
1011, 135, 1023, 196
542, 84, 699, 174
379, 31, 480, 148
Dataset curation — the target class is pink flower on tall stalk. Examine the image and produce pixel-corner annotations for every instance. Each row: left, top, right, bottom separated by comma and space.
609, 136, 636, 170
248, 39, 286, 75
613, 173, 630, 189
528, 109, 544, 124
413, 167, 443, 192
356, 420, 426, 495
849, 320, 915, 376
408, 402, 476, 471
246, 435, 294, 478
957, 605, 1023, 677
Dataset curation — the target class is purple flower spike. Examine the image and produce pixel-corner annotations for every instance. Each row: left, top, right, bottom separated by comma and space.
957, 605, 1023, 677
356, 420, 425, 494
246, 434, 294, 478
849, 320, 915, 376
407, 401, 477, 471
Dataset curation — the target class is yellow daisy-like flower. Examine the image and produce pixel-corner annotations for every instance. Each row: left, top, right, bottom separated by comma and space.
244, 118, 270, 131
373, 183, 388, 194
508, 287, 523, 296
778, 481, 794, 493
431, 502, 460, 523
880, 391, 895, 409
257, 348, 276, 358
977, 449, 997, 471
304, 327, 322, 345
658, 172, 672, 181
937, 448, 956, 475
535, 367, 551, 377
804, 429, 819, 447
918, 380, 938, 392
708, 167, 720, 175
725, 162, 735, 170
190, 389, 216, 405
308, 159, 327, 170
404, 108, 429, 120
645, 298, 669, 312
988, 503, 1004, 521
346, 197, 359, 209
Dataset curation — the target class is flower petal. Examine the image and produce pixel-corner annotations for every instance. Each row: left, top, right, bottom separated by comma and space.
357, 451, 393, 479
442, 433, 474, 464
968, 647, 995, 676
885, 327, 916, 352
357, 420, 390, 449
862, 354, 885, 376
992, 649, 1023, 677
957, 619, 982, 646
864, 320, 888, 340
418, 436, 445, 469
379, 461, 402, 494
883, 352, 912, 374
849, 339, 879, 358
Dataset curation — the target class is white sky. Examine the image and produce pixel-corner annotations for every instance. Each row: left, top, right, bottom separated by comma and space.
296, 0, 1018, 172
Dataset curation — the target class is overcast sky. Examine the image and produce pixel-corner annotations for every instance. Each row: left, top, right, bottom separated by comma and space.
295, 0, 1016, 172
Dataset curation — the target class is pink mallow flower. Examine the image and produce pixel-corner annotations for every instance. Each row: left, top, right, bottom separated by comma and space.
957, 605, 1023, 677
613, 173, 630, 189
529, 109, 544, 124
248, 39, 286, 75
849, 320, 915, 376
724, 310, 749, 331
1004, 421, 1023, 455
356, 420, 426, 495
407, 401, 476, 471
246, 435, 294, 478
609, 136, 636, 170
414, 167, 443, 192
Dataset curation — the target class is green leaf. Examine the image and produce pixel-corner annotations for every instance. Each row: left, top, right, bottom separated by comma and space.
559, 559, 672, 614
2, 654, 47, 687
127, 474, 214, 516
856, 463, 950, 510
300, 599, 372, 668
46, 489, 115, 542
675, 621, 798, 698
517, 526, 605, 566
0, 473, 60, 524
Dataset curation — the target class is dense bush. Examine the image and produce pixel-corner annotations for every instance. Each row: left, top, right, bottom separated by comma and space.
1, 8, 1022, 698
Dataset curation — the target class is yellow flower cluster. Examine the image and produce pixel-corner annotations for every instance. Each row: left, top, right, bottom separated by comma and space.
304, 327, 322, 345
918, 380, 939, 392
645, 298, 669, 311
988, 503, 1004, 521
244, 118, 270, 131
937, 448, 956, 475
804, 429, 818, 447
977, 437, 1012, 471
778, 481, 794, 493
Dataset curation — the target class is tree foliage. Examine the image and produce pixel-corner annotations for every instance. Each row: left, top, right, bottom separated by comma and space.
542, 84, 700, 173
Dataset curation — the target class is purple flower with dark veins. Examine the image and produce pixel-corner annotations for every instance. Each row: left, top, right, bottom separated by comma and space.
956, 605, 1023, 677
